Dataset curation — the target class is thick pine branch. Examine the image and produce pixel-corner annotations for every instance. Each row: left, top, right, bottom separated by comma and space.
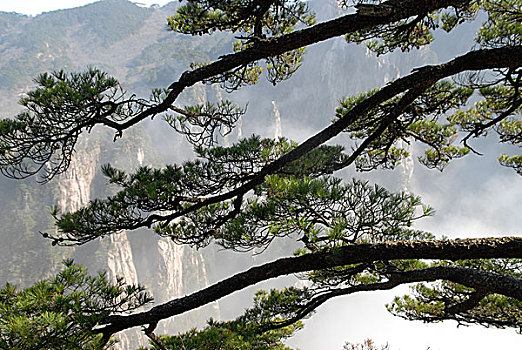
96, 237, 522, 337
105, 0, 472, 131
4, 0, 470, 182
256, 266, 519, 333
57, 46, 522, 245
168, 46, 522, 218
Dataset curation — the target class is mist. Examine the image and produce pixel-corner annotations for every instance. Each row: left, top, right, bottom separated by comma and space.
0, 1, 520, 349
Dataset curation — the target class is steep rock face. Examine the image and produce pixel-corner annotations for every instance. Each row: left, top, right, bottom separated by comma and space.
0, 1, 435, 348
52, 133, 144, 349
57, 142, 100, 213
272, 100, 282, 139
156, 239, 184, 299
397, 138, 415, 193
107, 233, 143, 350
0, 176, 58, 286
107, 233, 139, 287
54, 132, 143, 289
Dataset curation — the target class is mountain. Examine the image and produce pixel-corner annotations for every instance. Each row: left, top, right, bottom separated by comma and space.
0, 0, 431, 347
1, 1, 507, 349
0, 1, 228, 347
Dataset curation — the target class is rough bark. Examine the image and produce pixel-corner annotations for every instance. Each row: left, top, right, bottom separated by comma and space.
257, 266, 521, 332
107, 0, 472, 131
97, 237, 522, 336
135, 46, 522, 229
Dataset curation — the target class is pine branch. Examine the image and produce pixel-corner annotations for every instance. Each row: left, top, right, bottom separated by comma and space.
54, 46, 522, 245
96, 237, 522, 337
102, 0, 473, 131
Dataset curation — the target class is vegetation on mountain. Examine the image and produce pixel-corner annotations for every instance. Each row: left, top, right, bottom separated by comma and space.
0, 0, 521, 348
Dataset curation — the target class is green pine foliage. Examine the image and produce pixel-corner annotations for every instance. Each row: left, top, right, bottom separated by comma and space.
388, 259, 522, 332
168, 0, 315, 89
0, 0, 521, 348
0, 260, 151, 349
146, 320, 297, 350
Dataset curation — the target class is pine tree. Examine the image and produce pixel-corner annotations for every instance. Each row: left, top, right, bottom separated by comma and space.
0, 0, 521, 348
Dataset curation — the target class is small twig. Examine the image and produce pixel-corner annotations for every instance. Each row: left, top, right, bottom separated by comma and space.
444, 290, 489, 315
144, 322, 170, 350
461, 97, 522, 150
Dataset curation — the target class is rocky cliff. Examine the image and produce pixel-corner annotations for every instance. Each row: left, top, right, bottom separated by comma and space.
0, 1, 438, 348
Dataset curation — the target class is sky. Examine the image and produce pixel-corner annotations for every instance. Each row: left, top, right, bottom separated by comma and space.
0, 0, 171, 16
